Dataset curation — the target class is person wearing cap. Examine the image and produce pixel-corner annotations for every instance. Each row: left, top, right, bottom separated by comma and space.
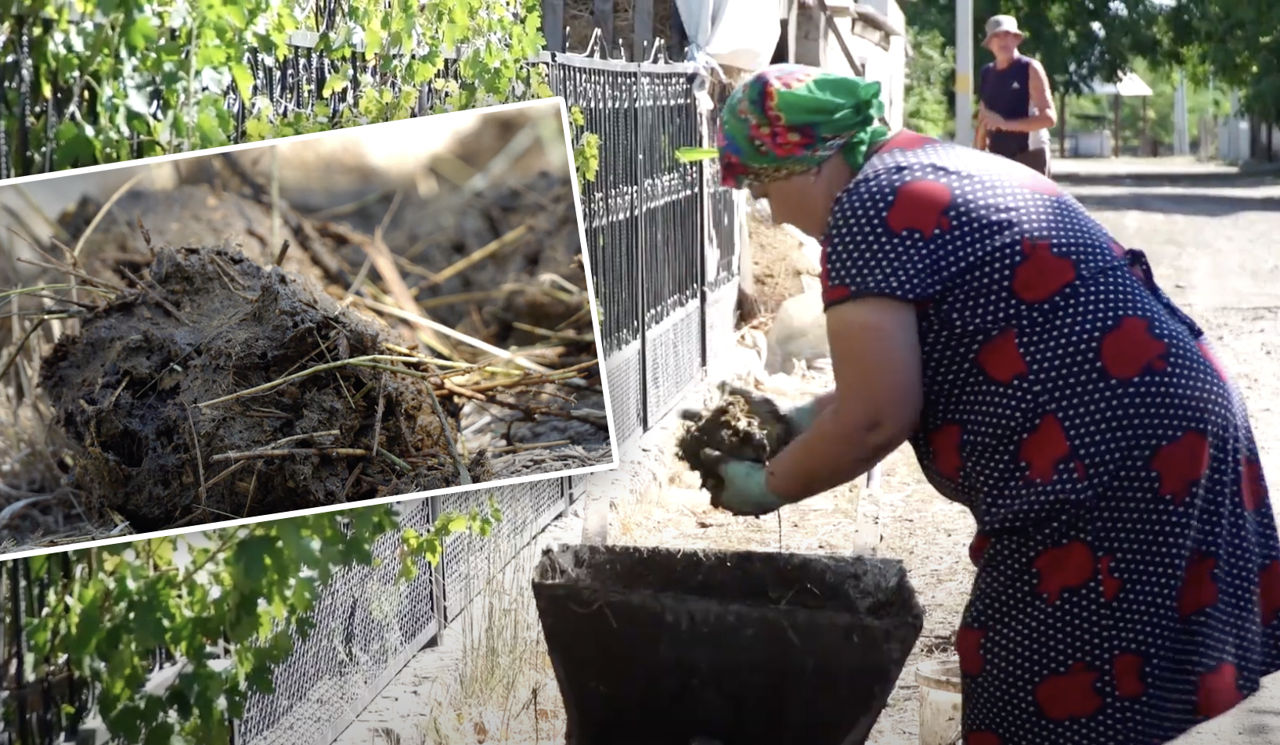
690, 63, 1279, 744
975, 14, 1057, 176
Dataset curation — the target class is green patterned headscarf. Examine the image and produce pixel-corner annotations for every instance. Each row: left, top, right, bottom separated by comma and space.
689, 64, 891, 189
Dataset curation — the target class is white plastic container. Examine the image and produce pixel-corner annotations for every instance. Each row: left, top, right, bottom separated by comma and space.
915, 658, 963, 745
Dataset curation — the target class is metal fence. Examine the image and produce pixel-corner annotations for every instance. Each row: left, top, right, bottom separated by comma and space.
1, 555, 92, 745
549, 51, 742, 446
237, 499, 444, 745
235, 477, 574, 745
0, 18, 744, 745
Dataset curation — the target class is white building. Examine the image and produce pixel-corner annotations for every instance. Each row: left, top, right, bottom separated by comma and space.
777, 0, 909, 130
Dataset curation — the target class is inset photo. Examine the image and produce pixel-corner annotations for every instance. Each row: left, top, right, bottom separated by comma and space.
0, 99, 615, 555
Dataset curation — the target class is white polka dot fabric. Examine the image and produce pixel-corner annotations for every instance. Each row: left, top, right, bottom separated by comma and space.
820, 130, 1280, 744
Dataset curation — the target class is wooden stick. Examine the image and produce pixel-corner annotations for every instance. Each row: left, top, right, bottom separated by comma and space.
441, 378, 486, 401
356, 296, 554, 374
72, 171, 145, 259
511, 321, 595, 344
0, 284, 98, 302
186, 406, 207, 508
361, 193, 456, 359
120, 267, 189, 325
274, 239, 291, 267
204, 430, 342, 488
196, 354, 423, 407
489, 439, 573, 454
15, 257, 123, 293
371, 373, 386, 459
306, 188, 392, 220
209, 447, 371, 463
0, 317, 46, 383
381, 342, 522, 376
416, 288, 514, 310
427, 223, 532, 287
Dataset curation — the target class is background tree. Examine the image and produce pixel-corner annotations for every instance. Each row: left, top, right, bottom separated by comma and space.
900, 0, 1273, 155
1160, 0, 1280, 126
904, 26, 954, 139
905, 0, 1163, 95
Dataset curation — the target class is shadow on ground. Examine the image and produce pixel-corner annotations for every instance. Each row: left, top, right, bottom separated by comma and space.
1065, 186, 1280, 218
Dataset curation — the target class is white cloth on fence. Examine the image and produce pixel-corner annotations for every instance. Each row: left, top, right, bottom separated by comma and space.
677, 0, 781, 77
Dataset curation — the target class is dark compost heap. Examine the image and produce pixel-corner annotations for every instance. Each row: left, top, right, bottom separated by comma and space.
40, 245, 484, 530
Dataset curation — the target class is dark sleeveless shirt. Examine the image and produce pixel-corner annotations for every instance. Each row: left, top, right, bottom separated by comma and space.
979, 56, 1046, 157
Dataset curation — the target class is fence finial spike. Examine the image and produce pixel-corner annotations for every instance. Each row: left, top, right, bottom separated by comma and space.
584, 28, 603, 59
647, 37, 667, 65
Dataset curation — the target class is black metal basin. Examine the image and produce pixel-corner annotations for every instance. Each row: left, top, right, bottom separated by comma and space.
532, 544, 924, 745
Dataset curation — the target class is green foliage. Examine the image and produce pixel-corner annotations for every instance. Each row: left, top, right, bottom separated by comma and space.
903, 27, 954, 139
1160, 0, 1280, 122
17, 498, 502, 744
0, 0, 295, 172
568, 105, 600, 184
904, 0, 1280, 128
0, 0, 551, 176
1062, 57, 1230, 154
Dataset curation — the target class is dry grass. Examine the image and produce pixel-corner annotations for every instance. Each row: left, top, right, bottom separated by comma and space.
415, 549, 568, 745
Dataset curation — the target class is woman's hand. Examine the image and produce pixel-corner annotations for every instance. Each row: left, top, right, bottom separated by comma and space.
763, 297, 923, 503
700, 449, 787, 516
784, 396, 825, 433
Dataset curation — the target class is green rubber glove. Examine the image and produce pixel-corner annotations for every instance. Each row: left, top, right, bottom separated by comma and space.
702, 449, 787, 516
784, 398, 821, 434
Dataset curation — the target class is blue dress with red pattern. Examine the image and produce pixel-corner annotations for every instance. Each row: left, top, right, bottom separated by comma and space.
819, 129, 1280, 745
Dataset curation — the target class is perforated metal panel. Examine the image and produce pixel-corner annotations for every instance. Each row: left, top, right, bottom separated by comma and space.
438, 489, 481, 623
493, 478, 567, 555
604, 341, 644, 447
238, 499, 438, 745
644, 301, 703, 425
439, 478, 567, 622
565, 473, 586, 506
